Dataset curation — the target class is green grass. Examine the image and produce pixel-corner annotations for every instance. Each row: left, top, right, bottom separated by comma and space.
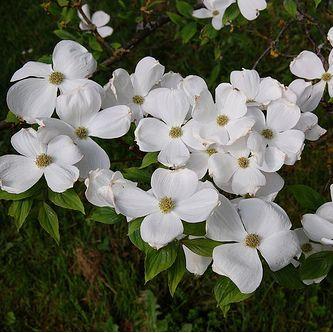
1, 0, 333, 331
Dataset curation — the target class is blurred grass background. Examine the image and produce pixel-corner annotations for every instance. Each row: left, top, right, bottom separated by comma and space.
0, 0, 333, 331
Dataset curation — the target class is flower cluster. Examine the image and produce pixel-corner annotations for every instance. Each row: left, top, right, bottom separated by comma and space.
1, 28, 331, 295
192, 0, 267, 30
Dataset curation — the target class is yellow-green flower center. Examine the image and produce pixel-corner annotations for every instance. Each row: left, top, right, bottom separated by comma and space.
261, 128, 274, 140
321, 72, 332, 82
35, 154, 53, 168
238, 157, 250, 168
132, 95, 145, 105
75, 127, 89, 139
159, 197, 175, 214
212, 10, 219, 16
49, 71, 65, 85
169, 126, 183, 138
206, 148, 218, 156
216, 115, 229, 127
301, 242, 313, 253
245, 233, 261, 248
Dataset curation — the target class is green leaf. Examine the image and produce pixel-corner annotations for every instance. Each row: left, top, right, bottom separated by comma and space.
222, 3, 240, 24
38, 202, 60, 244
271, 264, 305, 289
145, 243, 178, 282
128, 218, 150, 253
168, 247, 186, 296
48, 189, 85, 214
183, 221, 206, 236
90, 207, 123, 224
182, 238, 222, 257
167, 11, 184, 26
314, 0, 322, 7
139, 152, 158, 169
5, 111, 19, 124
123, 167, 151, 183
214, 277, 252, 316
180, 22, 197, 43
88, 36, 103, 52
176, 0, 193, 17
283, 0, 297, 17
300, 251, 333, 280
8, 199, 33, 230
0, 183, 41, 201
288, 185, 326, 212
54, 29, 77, 41
57, 0, 69, 5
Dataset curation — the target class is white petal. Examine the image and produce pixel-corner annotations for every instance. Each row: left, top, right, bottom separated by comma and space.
37, 118, 74, 143
255, 172, 284, 201
192, 8, 213, 18
185, 152, 209, 179
206, 194, 247, 242
230, 69, 260, 100
76, 138, 110, 179
11, 61, 52, 82
52, 40, 97, 79
226, 117, 254, 144
231, 166, 266, 195
115, 187, 158, 218
0, 155, 43, 194
56, 85, 101, 127
259, 147, 285, 173
151, 168, 198, 201
91, 10, 110, 27
59, 78, 103, 95
238, 199, 292, 238
192, 89, 217, 123
290, 51, 325, 80
7, 78, 57, 123
44, 164, 79, 192
158, 139, 190, 167
305, 124, 326, 141
246, 107, 266, 131
160, 71, 183, 89
11, 128, 45, 158
259, 230, 300, 271
209, 153, 238, 184
256, 77, 282, 104
134, 118, 170, 151
175, 188, 218, 222
78, 4, 91, 22
97, 26, 113, 38
47, 135, 82, 165
212, 14, 223, 30
212, 243, 263, 293
141, 212, 183, 249
133, 56, 165, 96
88, 105, 131, 139
183, 245, 212, 275
111, 68, 134, 104
238, 0, 267, 20
317, 202, 333, 223
273, 130, 305, 158
180, 75, 208, 105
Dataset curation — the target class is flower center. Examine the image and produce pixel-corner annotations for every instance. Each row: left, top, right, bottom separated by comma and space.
132, 95, 145, 105
244, 233, 261, 248
206, 148, 218, 156
169, 126, 183, 138
301, 242, 313, 253
321, 72, 332, 82
75, 127, 89, 139
35, 154, 53, 168
212, 10, 219, 16
216, 115, 229, 127
159, 197, 175, 214
49, 71, 64, 85
261, 128, 274, 140
238, 157, 250, 168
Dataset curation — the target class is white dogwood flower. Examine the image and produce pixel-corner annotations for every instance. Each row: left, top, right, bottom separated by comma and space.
78, 4, 113, 38
207, 196, 300, 293
135, 88, 195, 167
192, 0, 235, 30
192, 86, 254, 145
0, 128, 82, 193
85, 168, 136, 211
290, 50, 333, 99
37, 86, 131, 178
115, 168, 219, 249
237, 0, 267, 20
105, 57, 165, 122
7, 40, 98, 123
302, 185, 333, 245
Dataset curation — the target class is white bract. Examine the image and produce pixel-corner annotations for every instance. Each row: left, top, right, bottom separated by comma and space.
7, 40, 98, 123
115, 168, 218, 249
207, 196, 300, 293
78, 4, 113, 38
328, 27, 333, 46
37, 86, 131, 178
0, 128, 82, 193
302, 185, 333, 246
183, 241, 212, 275
103, 57, 165, 122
